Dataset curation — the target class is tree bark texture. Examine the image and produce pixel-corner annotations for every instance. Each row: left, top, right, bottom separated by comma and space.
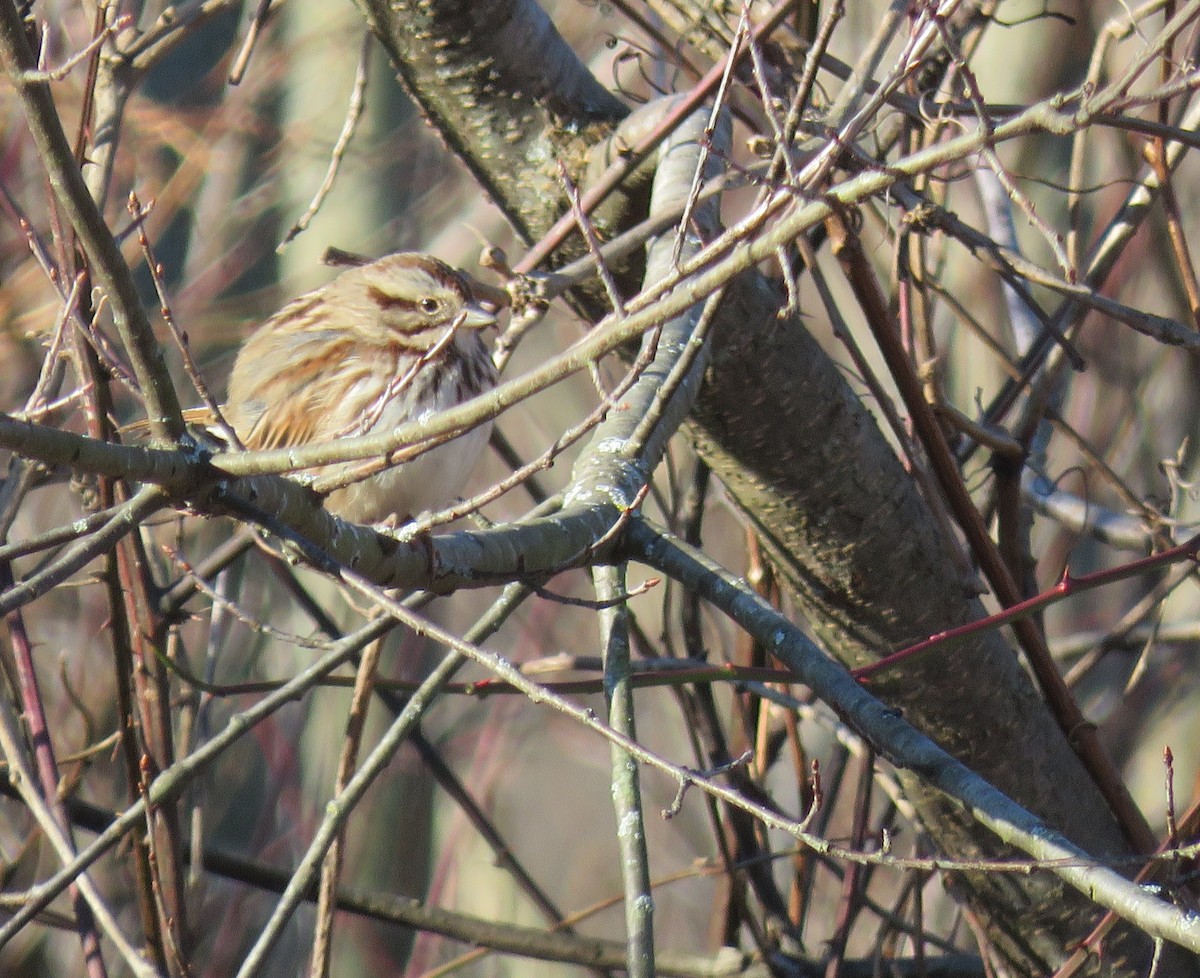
352, 1, 1184, 973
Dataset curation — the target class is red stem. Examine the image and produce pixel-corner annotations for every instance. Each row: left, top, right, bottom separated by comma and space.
855, 531, 1200, 679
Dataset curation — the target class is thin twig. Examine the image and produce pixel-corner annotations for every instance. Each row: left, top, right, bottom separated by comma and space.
279, 32, 371, 249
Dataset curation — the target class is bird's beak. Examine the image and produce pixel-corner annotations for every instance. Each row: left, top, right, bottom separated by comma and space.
460, 302, 498, 329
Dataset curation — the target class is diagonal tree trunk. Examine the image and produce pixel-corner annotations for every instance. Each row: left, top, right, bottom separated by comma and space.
352, 1, 1190, 974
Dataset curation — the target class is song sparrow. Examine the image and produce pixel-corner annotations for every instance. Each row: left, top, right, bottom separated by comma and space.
220, 252, 498, 523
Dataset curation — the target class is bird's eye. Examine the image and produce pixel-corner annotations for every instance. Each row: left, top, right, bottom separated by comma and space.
419, 297, 440, 315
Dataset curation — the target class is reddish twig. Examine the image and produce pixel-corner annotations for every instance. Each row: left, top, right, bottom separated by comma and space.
855, 531, 1200, 680
0, 564, 109, 978
827, 213, 1158, 855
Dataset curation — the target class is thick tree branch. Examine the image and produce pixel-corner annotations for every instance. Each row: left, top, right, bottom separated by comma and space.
340, 3, 1200, 974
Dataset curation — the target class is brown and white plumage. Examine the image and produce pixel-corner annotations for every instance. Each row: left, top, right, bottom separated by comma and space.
222, 252, 498, 523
